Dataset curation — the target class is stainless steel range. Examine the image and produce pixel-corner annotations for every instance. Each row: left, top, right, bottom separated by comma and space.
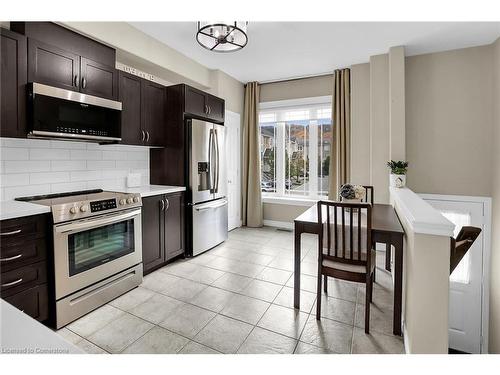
16, 189, 143, 328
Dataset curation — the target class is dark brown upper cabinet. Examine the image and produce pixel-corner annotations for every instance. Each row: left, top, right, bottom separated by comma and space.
141, 80, 166, 147
118, 71, 166, 147
80, 57, 118, 99
184, 85, 225, 123
27, 39, 118, 100
118, 71, 142, 145
28, 38, 80, 92
0, 28, 27, 138
141, 192, 184, 275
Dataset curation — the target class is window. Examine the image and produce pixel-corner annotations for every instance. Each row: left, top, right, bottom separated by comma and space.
259, 98, 332, 199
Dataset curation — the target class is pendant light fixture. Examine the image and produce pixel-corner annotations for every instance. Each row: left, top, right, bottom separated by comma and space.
196, 22, 248, 52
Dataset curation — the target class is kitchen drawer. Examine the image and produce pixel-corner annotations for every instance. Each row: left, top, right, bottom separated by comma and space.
4, 283, 49, 322
0, 237, 48, 272
1, 261, 47, 297
0, 214, 48, 246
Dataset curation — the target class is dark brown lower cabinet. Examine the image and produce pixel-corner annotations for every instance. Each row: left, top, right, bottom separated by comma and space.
142, 192, 184, 274
0, 214, 51, 323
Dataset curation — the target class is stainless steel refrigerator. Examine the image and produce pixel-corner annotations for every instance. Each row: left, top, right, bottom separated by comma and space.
187, 118, 228, 256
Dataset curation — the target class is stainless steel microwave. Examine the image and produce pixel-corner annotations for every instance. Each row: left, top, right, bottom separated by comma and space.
27, 82, 122, 143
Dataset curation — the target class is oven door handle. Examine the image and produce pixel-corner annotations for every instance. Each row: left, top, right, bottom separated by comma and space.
54, 209, 141, 234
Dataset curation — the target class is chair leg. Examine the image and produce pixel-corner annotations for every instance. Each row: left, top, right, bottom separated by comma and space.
323, 275, 328, 294
316, 272, 322, 320
365, 275, 371, 334
369, 272, 374, 303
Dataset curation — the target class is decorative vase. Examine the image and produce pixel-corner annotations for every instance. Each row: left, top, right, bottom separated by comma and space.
390, 173, 406, 188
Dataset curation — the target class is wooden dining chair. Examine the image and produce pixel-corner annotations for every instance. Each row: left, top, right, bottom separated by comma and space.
316, 200, 375, 333
362, 185, 374, 205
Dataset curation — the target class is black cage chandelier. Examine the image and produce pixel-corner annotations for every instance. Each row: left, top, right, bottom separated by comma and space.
196, 22, 248, 52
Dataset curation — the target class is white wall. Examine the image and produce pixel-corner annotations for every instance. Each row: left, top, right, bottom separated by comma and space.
0, 138, 149, 201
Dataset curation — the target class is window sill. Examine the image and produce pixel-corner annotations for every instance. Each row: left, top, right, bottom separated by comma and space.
262, 195, 319, 207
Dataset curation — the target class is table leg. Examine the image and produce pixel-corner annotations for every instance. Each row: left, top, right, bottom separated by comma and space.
294, 224, 302, 309
385, 243, 392, 272
393, 234, 403, 336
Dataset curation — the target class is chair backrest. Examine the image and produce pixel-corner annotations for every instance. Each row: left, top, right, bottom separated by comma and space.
362, 185, 374, 205
450, 226, 481, 274
317, 200, 372, 269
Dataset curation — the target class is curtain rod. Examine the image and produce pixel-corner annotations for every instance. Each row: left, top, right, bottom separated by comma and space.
258, 72, 334, 86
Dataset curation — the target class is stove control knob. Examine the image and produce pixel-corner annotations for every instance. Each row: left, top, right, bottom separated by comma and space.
127, 197, 133, 204
119, 199, 126, 205
133, 196, 140, 203
69, 207, 77, 214
80, 205, 88, 212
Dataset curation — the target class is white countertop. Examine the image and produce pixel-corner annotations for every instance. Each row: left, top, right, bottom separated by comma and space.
120, 184, 186, 197
0, 300, 82, 354
0, 200, 51, 221
0, 185, 185, 221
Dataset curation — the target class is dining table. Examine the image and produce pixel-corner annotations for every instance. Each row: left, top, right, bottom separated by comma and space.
293, 203, 405, 336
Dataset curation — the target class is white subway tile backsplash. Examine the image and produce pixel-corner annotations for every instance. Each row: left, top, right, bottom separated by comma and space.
50, 140, 87, 149
4, 184, 51, 201
70, 170, 102, 182
50, 181, 88, 194
1, 147, 29, 161
51, 160, 87, 171
4, 160, 51, 173
86, 160, 116, 170
1, 138, 51, 148
71, 149, 102, 160
0, 137, 150, 200
30, 172, 70, 185
30, 148, 70, 160
0, 174, 30, 187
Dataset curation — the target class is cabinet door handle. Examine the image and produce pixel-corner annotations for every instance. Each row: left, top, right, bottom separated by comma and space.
141, 130, 145, 141
208, 105, 211, 115
0, 254, 23, 262
165, 198, 170, 211
160, 199, 165, 211
74, 75, 79, 87
145, 131, 150, 142
81, 77, 87, 89
0, 229, 21, 236
1, 278, 23, 288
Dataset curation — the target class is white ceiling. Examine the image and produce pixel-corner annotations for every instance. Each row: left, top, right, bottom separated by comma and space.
130, 22, 500, 83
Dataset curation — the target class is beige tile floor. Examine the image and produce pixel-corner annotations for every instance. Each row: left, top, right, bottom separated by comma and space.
56, 226, 404, 354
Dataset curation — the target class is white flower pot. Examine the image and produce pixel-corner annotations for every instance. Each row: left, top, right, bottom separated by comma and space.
390, 174, 406, 188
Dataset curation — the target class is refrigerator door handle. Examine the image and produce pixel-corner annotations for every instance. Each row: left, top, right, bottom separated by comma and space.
208, 128, 214, 193
214, 128, 220, 193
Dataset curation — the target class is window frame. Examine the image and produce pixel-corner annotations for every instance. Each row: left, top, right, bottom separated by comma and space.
259, 96, 332, 201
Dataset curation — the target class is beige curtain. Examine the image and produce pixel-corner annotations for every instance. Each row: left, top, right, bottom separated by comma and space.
242, 82, 263, 227
328, 68, 351, 200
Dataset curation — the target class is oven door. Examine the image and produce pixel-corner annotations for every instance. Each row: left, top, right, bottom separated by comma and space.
53, 208, 142, 300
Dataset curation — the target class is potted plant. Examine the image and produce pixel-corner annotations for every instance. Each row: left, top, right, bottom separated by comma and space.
387, 160, 408, 188
339, 184, 366, 204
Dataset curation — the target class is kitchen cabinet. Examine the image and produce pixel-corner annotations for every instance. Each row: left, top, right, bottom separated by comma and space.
141, 195, 165, 272
141, 192, 185, 275
118, 71, 167, 147
80, 57, 118, 99
27, 38, 80, 92
27, 38, 118, 99
0, 28, 27, 138
141, 80, 167, 147
0, 214, 51, 323
118, 71, 142, 145
184, 85, 225, 123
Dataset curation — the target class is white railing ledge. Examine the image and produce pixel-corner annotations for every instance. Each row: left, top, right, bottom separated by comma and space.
390, 187, 455, 237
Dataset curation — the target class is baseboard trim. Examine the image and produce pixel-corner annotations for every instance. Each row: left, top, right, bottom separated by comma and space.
263, 219, 294, 230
